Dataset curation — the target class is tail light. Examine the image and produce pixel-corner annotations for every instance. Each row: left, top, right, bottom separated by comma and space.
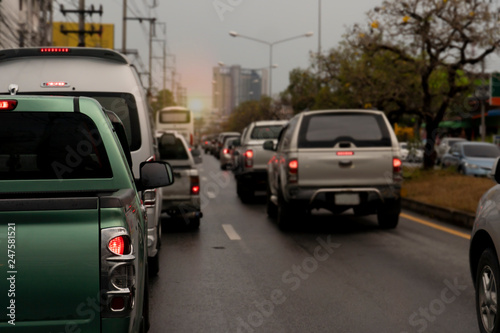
288, 159, 298, 183
190, 133, 194, 146
223, 148, 229, 154
110, 264, 136, 289
108, 235, 131, 255
0, 100, 18, 111
190, 175, 200, 195
244, 149, 254, 168
393, 158, 403, 182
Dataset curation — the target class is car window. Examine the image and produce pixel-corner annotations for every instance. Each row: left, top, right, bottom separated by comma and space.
463, 144, 500, 158
0, 112, 113, 180
298, 113, 391, 148
159, 135, 189, 160
281, 116, 299, 151
250, 125, 283, 140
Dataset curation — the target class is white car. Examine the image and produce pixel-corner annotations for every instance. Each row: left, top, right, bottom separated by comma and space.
436, 137, 467, 164
399, 142, 424, 163
470, 156, 500, 333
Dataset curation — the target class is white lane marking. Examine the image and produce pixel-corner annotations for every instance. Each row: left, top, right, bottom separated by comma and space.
222, 224, 241, 240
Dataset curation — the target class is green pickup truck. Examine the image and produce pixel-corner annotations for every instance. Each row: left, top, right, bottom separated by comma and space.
0, 96, 173, 332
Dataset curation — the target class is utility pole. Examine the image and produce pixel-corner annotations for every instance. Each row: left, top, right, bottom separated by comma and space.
122, 0, 127, 53
126, 16, 156, 94
59, 2, 103, 47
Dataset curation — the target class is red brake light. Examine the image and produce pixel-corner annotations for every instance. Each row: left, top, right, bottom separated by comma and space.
289, 160, 298, 173
393, 158, 402, 173
41, 81, 69, 88
0, 100, 17, 111
40, 47, 70, 53
108, 236, 128, 255
190, 175, 200, 195
191, 185, 200, 195
223, 148, 229, 154
245, 150, 254, 159
337, 151, 354, 156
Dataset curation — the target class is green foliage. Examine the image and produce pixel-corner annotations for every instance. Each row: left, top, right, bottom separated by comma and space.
222, 96, 283, 132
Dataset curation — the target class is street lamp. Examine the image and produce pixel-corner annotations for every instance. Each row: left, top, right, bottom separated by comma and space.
229, 30, 313, 97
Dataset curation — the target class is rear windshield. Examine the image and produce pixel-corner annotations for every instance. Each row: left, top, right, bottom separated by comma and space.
17, 92, 142, 151
159, 110, 191, 124
251, 125, 283, 140
158, 135, 189, 160
298, 113, 392, 148
463, 144, 500, 158
0, 112, 112, 180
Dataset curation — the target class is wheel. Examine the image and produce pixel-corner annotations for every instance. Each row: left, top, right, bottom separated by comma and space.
266, 185, 277, 218
236, 179, 254, 203
476, 248, 500, 333
148, 251, 159, 277
277, 192, 299, 231
188, 217, 200, 230
377, 198, 400, 229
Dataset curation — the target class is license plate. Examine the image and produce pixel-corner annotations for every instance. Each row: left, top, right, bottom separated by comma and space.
335, 193, 360, 205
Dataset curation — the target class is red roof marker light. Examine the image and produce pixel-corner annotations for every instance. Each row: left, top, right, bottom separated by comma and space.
40, 48, 70, 53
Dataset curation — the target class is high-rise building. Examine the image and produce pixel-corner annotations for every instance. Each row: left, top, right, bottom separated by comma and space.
212, 64, 268, 117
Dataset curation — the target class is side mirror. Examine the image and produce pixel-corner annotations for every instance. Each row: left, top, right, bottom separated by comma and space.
493, 157, 500, 183
137, 161, 174, 191
263, 140, 275, 151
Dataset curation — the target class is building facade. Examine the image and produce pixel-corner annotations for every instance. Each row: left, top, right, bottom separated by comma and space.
0, 0, 52, 49
212, 64, 268, 117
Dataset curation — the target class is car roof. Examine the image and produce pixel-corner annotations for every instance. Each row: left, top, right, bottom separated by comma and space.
298, 109, 386, 117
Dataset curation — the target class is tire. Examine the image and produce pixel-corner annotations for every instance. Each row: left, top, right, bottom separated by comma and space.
266, 185, 277, 218
377, 198, 401, 229
148, 251, 159, 277
188, 217, 200, 230
236, 179, 254, 203
476, 248, 500, 333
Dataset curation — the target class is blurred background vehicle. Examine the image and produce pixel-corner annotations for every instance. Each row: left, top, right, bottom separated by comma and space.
220, 136, 241, 170
158, 131, 203, 229
399, 141, 424, 163
436, 137, 467, 165
441, 141, 500, 176
214, 132, 240, 160
156, 106, 195, 146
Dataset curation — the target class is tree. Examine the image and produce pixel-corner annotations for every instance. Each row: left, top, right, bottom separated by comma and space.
223, 96, 286, 132
151, 89, 175, 113
345, 0, 500, 168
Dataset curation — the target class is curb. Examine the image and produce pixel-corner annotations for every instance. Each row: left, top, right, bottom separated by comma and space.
401, 198, 475, 229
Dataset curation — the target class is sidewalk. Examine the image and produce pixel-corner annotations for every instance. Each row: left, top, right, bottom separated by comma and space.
401, 198, 475, 229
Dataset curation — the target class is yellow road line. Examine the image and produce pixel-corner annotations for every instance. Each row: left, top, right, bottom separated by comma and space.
400, 212, 471, 240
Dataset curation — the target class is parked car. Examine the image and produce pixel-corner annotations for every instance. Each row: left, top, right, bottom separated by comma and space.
233, 120, 288, 202
158, 131, 203, 229
469, 156, 500, 333
264, 109, 402, 230
220, 136, 240, 170
0, 95, 174, 332
214, 132, 240, 159
436, 137, 467, 165
441, 141, 500, 176
399, 141, 424, 163
0, 47, 165, 276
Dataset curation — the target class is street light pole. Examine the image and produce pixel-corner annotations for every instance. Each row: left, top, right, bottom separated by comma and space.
229, 31, 313, 97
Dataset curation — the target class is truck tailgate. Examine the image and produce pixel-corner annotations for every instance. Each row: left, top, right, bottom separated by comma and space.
162, 165, 196, 198
0, 197, 100, 332
297, 147, 396, 187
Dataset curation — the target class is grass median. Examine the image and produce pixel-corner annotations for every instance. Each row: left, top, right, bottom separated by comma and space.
401, 167, 498, 215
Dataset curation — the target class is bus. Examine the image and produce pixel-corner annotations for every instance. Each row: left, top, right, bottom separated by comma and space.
156, 106, 195, 146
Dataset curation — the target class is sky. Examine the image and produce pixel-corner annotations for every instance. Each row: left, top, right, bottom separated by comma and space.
53, 0, 386, 113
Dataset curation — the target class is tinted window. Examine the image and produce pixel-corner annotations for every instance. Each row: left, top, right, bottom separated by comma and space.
18, 92, 142, 152
463, 144, 500, 158
298, 113, 391, 148
159, 110, 191, 123
159, 136, 189, 160
0, 112, 112, 180
250, 125, 283, 140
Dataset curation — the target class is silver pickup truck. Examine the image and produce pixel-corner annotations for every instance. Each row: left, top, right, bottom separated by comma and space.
264, 110, 402, 230
158, 131, 203, 229
233, 120, 288, 202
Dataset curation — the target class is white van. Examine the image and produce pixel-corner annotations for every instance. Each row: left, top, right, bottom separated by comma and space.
0, 47, 164, 274
156, 106, 195, 146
